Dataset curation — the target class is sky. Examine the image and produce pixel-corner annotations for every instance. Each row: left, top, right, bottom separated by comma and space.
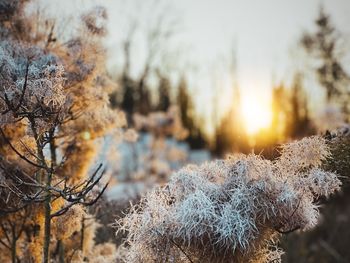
39, 0, 350, 128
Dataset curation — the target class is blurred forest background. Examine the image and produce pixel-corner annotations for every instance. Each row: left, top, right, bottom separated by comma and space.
95, 1, 350, 262
104, 0, 350, 155
0, 0, 350, 262
97, 1, 350, 262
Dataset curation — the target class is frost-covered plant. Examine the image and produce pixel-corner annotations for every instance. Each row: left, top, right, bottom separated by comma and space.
313, 104, 346, 133
0, 43, 66, 118
117, 136, 341, 263
106, 106, 194, 205
110, 106, 189, 183
0, 1, 124, 262
133, 106, 188, 140
82, 6, 108, 36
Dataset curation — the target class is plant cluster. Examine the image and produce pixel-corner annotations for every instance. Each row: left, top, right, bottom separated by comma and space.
118, 136, 341, 263
0, 0, 124, 262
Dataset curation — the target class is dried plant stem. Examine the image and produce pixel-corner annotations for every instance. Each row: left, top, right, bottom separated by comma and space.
43, 172, 52, 263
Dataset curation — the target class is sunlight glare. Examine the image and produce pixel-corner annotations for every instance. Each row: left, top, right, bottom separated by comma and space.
241, 96, 272, 135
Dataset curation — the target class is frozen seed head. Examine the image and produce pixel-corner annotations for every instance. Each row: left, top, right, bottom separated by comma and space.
278, 136, 330, 172
117, 136, 341, 263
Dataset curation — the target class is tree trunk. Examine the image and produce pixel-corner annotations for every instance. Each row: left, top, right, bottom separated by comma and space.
80, 217, 85, 252
43, 172, 52, 263
11, 228, 17, 263
58, 240, 65, 263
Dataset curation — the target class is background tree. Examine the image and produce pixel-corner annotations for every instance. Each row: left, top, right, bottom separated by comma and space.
288, 73, 312, 137
176, 77, 206, 149
114, 0, 178, 117
301, 8, 350, 115
155, 70, 172, 112
214, 85, 249, 155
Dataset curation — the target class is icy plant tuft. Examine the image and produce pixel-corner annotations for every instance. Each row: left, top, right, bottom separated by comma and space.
117, 136, 341, 263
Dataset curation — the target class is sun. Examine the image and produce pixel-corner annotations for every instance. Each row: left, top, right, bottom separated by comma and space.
241, 95, 272, 135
